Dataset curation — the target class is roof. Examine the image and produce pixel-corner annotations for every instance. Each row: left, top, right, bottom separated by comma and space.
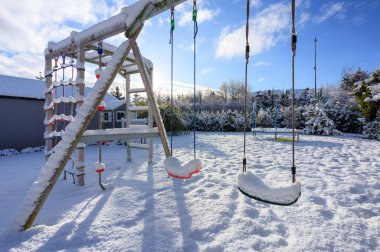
106, 99, 126, 110
0, 75, 124, 108
0, 75, 45, 99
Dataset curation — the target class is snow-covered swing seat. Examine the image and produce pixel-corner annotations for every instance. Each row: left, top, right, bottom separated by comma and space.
237, 0, 301, 206
163, 0, 202, 179
238, 172, 301, 206
164, 156, 202, 179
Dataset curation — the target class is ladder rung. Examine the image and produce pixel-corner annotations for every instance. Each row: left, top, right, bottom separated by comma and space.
128, 124, 149, 128
128, 143, 149, 149
128, 88, 145, 93
130, 118, 148, 123
129, 106, 148, 111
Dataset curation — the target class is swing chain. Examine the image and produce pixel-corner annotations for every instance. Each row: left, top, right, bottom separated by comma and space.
291, 0, 297, 183
192, 0, 198, 159
291, 0, 297, 56
245, 0, 250, 61
242, 0, 250, 173
169, 0, 175, 156
169, 1, 175, 44
192, 0, 198, 38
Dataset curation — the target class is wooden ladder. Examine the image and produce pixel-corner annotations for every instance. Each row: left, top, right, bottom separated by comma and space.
124, 70, 154, 163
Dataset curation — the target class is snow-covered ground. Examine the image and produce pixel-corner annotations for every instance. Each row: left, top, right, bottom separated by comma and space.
0, 132, 379, 251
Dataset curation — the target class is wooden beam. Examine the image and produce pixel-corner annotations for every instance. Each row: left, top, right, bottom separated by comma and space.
129, 38, 170, 157
81, 128, 159, 142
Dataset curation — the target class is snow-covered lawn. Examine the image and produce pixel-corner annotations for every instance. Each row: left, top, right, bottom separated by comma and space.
0, 132, 379, 251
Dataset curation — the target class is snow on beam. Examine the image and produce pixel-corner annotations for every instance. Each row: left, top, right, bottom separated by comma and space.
46, 0, 186, 56
80, 127, 159, 142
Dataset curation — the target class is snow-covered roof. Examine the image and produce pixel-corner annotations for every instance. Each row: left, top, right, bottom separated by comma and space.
0, 75, 45, 100
0, 75, 123, 107
106, 99, 125, 110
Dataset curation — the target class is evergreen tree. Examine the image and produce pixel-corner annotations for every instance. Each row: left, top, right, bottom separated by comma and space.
340, 68, 369, 92
363, 120, 380, 140
280, 90, 290, 107
303, 103, 341, 135
298, 88, 313, 106
354, 80, 379, 122
110, 86, 124, 100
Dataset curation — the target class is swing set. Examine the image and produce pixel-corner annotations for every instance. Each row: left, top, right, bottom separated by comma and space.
237, 0, 301, 206
19, 0, 301, 231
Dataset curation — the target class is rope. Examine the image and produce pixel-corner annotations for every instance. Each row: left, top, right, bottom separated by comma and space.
193, 0, 198, 159
54, 57, 59, 147
61, 51, 66, 129
291, 0, 297, 183
169, 0, 175, 156
243, 0, 250, 173
70, 50, 75, 117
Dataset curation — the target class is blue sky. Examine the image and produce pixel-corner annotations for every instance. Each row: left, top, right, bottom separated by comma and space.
0, 0, 379, 95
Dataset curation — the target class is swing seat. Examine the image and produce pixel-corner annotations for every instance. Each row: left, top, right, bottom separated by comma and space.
237, 171, 301, 206
164, 156, 202, 179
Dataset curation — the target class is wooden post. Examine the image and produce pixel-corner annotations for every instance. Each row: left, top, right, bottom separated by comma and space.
125, 74, 132, 161
129, 38, 170, 157
44, 55, 53, 161
21, 40, 134, 230
147, 66, 154, 163
76, 45, 86, 186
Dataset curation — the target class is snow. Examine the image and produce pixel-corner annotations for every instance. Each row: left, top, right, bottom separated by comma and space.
164, 156, 202, 179
106, 99, 125, 110
0, 75, 45, 100
94, 162, 105, 173
0, 132, 379, 251
238, 171, 301, 205
0, 146, 44, 156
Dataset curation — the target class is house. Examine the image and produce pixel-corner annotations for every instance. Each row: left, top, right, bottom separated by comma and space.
0, 74, 127, 150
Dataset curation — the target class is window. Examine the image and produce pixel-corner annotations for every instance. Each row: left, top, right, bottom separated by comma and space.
103, 111, 112, 122
116, 111, 125, 122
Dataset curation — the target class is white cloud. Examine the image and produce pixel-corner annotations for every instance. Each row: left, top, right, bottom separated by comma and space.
253, 61, 270, 67
251, 0, 262, 8
315, 2, 345, 24
152, 80, 209, 96
158, 17, 165, 27
200, 67, 214, 76
0, 0, 126, 78
178, 8, 220, 27
257, 77, 265, 83
0, 52, 43, 79
178, 42, 194, 52
216, 2, 289, 59
176, 0, 220, 27
298, 12, 311, 28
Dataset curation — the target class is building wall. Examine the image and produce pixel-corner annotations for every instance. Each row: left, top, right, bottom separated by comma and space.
0, 97, 102, 150
0, 97, 45, 150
